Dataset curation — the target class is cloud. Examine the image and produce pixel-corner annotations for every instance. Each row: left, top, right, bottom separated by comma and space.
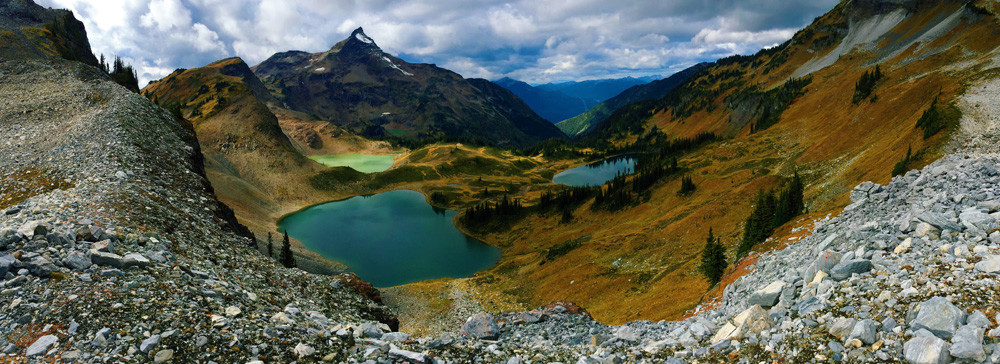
35, 0, 839, 85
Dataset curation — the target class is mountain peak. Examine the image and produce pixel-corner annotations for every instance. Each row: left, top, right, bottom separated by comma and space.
349, 27, 378, 48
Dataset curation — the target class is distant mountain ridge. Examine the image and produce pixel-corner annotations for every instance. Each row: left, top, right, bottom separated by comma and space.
494, 77, 600, 123
537, 75, 660, 102
556, 64, 707, 136
251, 27, 564, 147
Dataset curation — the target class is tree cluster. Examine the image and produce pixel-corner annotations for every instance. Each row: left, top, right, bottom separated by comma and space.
678, 175, 696, 196
99, 54, 140, 93
462, 195, 525, 230
853, 65, 883, 104
280, 231, 296, 268
915, 97, 960, 139
738, 173, 805, 256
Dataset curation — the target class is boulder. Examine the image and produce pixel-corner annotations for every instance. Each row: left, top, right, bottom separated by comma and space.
797, 296, 827, 316
950, 325, 986, 361
389, 345, 427, 363
26, 257, 55, 277
123, 253, 151, 268
711, 305, 772, 343
959, 210, 998, 232
975, 255, 1000, 273
830, 259, 874, 281
25, 335, 58, 356
153, 349, 173, 363
894, 238, 912, 254
89, 250, 124, 268
461, 313, 500, 340
748, 281, 786, 307
62, 251, 92, 271
800, 250, 842, 282
0, 229, 22, 248
917, 212, 964, 232
904, 331, 951, 364
828, 317, 857, 339
847, 319, 877, 345
915, 222, 939, 237
45, 229, 74, 246
293, 343, 315, 357
140, 334, 160, 353
0, 254, 15, 277
911, 297, 965, 339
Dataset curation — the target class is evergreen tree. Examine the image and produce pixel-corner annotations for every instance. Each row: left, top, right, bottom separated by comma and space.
678, 175, 696, 195
280, 230, 295, 268
738, 191, 777, 256
892, 145, 912, 177
266, 232, 273, 257
699, 228, 728, 286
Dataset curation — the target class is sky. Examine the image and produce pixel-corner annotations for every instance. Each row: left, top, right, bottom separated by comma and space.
36, 0, 839, 87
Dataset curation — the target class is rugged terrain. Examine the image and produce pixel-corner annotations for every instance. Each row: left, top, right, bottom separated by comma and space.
5, 0, 1000, 362
251, 27, 565, 148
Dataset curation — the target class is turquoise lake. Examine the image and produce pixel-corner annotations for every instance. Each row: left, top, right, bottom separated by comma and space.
552, 156, 637, 187
278, 189, 500, 287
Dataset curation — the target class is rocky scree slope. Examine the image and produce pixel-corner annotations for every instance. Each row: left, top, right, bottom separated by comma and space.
0, 36, 395, 364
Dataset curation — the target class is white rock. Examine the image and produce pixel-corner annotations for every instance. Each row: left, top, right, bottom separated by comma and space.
25, 335, 58, 356
293, 342, 315, 357
894, 238, 912, 254
225, 306, 242, 317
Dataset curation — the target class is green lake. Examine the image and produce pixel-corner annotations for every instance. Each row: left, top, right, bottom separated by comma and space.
278, 190, 500, 287
553, 156, 637, 187
309, 154, 397, 173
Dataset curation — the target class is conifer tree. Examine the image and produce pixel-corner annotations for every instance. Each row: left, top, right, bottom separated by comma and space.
699, 228, 728, 286
280, 230, 295, 268
266, 232, 273, 257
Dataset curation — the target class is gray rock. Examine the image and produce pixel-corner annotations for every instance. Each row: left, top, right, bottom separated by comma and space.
798, 296, 827, 316
153, 349, 173, 363
918, 212, 965, 232
45, 229, 74, 246
62, 251, 92, 271
123, 253, 151, 268
911, 297, 965, 339
829, 317, 857, 339
25, 334, 58, 356
461, 313, 501, 340
140, 334, 160, 353
89, 250, 124, 268
904, 332, 952, 364
26, 257, 55, 277
967, 310, 991, 328
960, 210, 998, 232
848, 319, 877, 345
975, 255, 1000, 273
389, 345, 426, 362
382, 332, 409, 342
62, 349, 82, 362
950, 324, 986, 361
359, 322, 384, 339
748, 281, 786, 307
830, 259, 874, 281
0, 254, 15, 277
0, 229, 22, 248
801, 250, 842, 281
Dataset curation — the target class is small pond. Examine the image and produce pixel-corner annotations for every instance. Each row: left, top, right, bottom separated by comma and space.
309, 154, 397, 173
552, 156, 637, 187
278, 190, 500, 287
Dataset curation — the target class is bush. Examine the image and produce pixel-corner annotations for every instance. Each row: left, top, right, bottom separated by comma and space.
915, 98, 960, 139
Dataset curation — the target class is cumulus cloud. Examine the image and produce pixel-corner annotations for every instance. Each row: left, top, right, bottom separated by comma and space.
35, 0, 838, 85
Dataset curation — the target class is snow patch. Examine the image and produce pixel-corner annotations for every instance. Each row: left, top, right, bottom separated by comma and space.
314, 67, 326, 72
382, 56, 413, 76
355, 33, 373, 44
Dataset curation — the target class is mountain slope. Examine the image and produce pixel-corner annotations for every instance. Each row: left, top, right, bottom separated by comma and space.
452, 0, 1000, 326
142, 57, 354, 274
252, 28, 564, 147
494, 77, 600, 123
556, 63, 707, 136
